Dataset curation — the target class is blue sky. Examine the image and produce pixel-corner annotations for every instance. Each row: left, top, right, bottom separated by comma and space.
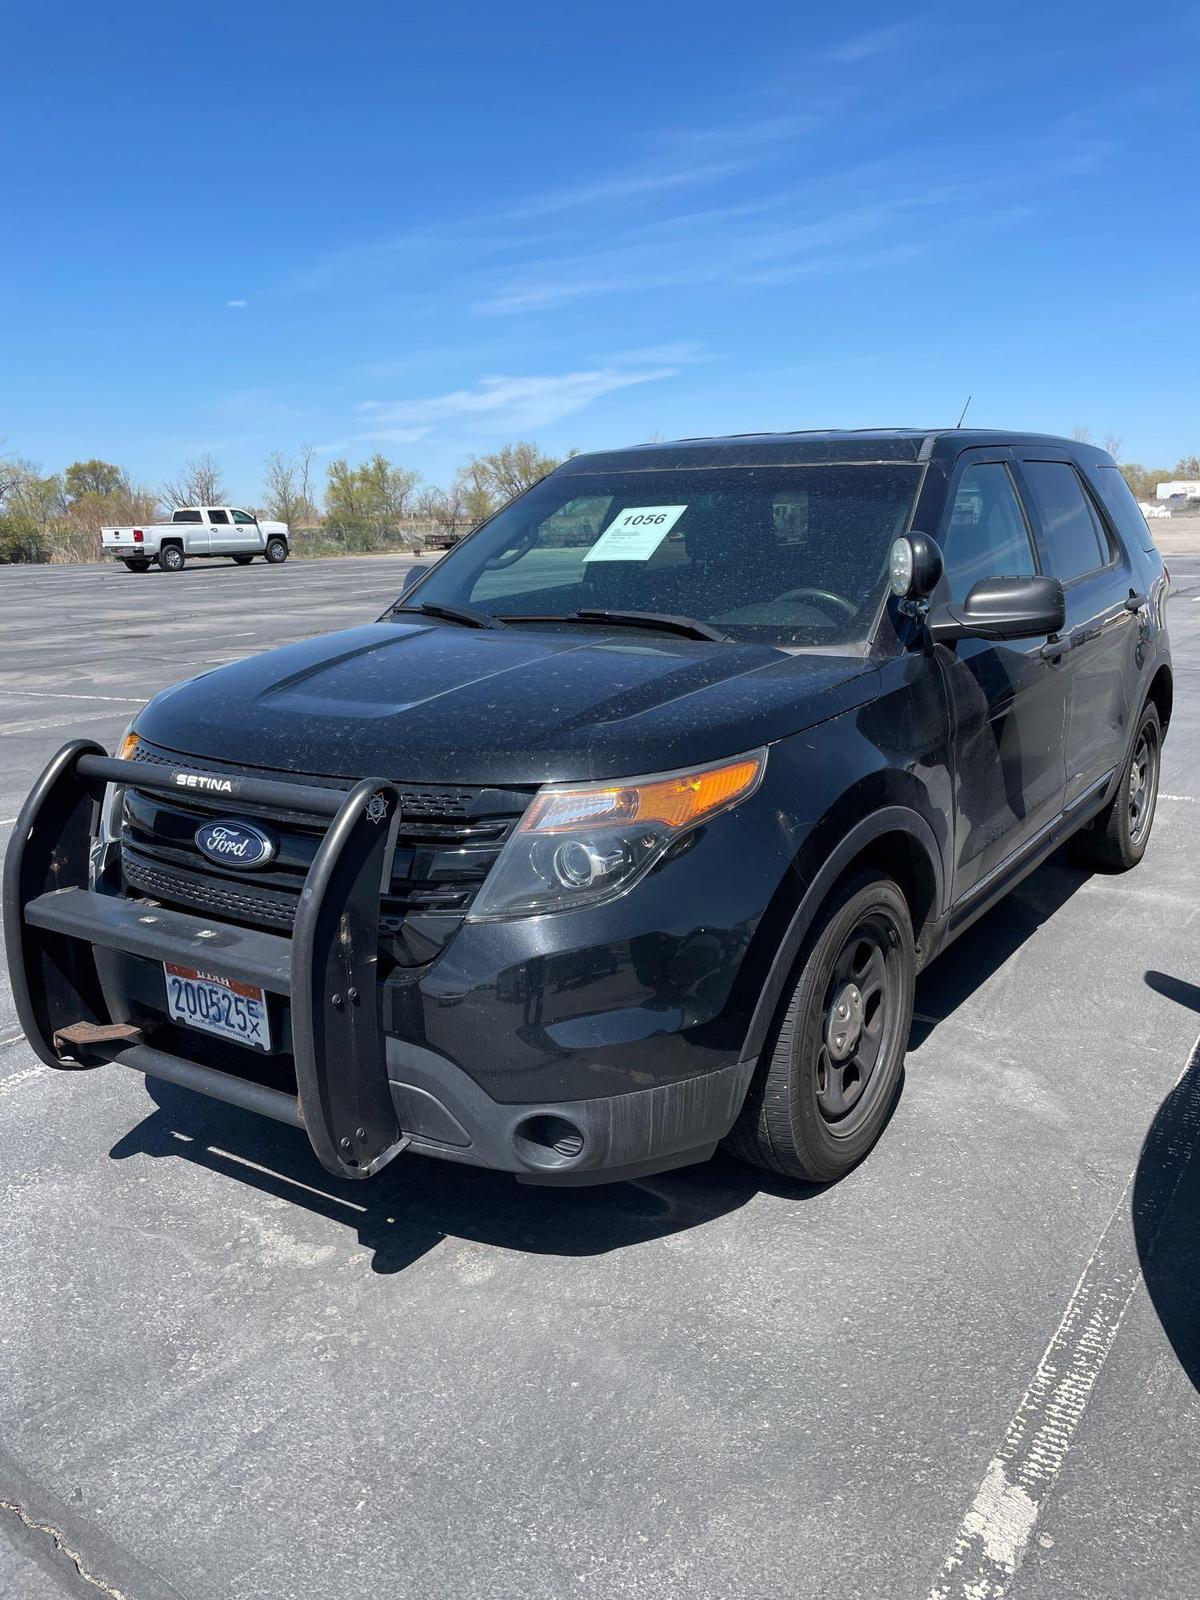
3, 0, 1197, 502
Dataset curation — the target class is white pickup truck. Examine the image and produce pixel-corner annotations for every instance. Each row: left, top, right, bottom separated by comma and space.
101, 507, 291, 573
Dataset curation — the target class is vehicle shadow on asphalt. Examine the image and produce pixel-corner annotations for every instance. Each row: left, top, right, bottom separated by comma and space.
109, 1079, 825, 1274
1134, 972, 1200, 1391
909, 846, 1092, 1048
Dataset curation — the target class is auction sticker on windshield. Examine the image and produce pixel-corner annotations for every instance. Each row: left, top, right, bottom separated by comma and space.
584, 505, 688, 562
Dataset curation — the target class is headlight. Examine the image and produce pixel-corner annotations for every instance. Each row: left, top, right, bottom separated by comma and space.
469, 749, 767, 920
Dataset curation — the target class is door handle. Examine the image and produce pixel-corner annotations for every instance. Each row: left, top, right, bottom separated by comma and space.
1124, 591, 1148, 613
1040, 637, 1069, 662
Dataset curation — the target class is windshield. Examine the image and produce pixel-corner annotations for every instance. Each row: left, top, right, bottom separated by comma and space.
398, 463, 922, 647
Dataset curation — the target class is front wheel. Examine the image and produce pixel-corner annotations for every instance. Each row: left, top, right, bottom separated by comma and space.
158, 544, 185, 573
1073, 702, 1161, 871
725, 872, 915, 1182
264, 537, 289, 564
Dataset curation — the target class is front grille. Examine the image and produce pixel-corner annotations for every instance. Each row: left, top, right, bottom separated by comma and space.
120, 740, 532, 958
122, 849, 299, 929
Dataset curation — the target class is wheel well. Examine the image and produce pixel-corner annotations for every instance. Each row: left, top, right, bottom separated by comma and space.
159, 537, 182, 550
1147, 665, 1173, 733
830, 831, 939, 963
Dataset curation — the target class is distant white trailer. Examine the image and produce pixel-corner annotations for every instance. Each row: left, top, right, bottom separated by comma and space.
1155, 479, 1200, 502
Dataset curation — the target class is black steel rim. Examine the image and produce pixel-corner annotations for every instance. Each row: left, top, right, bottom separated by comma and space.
814, 911, 903, 1137
1128, 726, 1158, 844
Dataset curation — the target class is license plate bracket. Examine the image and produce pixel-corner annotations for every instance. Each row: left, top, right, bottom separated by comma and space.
163, 962, 271, 1052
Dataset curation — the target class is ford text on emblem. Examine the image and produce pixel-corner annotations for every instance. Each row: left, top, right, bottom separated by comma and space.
195, 820, 277, 869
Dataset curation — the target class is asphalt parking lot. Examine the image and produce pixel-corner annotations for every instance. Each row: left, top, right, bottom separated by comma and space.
2, 553, 1198, 1600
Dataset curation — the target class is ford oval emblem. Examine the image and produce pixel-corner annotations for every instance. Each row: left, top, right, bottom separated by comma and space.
195, 819, 277, 869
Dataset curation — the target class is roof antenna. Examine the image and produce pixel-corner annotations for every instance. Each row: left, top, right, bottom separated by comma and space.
955, 394, 972, 428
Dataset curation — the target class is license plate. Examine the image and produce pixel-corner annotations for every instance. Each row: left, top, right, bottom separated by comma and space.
164, 963, 271, 1051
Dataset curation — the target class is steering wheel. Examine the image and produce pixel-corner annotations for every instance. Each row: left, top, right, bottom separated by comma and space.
483, 534, 535, 571
775, 586, 858, 621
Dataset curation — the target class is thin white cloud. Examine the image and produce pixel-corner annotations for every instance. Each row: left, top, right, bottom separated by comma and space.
474, 205, 903, 314
653, 114, 819, 158
825, 25, 909, 63
226, 298, 248, 308
352, 362, 682, 441
502, 160, 748, 220
289, 115, 818, 296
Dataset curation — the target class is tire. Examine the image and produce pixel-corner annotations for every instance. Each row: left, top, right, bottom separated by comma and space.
121, 559, 151, 573
233, 555, 254, 565
159, 544, 185, 573
1072, 703, 1161, 872
265, 537, 288, 565
725, 872, 915, 1182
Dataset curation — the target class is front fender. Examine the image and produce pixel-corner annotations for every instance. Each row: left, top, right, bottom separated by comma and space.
739, 803, 946, 1063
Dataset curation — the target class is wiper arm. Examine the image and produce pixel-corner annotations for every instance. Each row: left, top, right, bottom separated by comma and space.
567, 608, 731, 643
390, 602, 508, 630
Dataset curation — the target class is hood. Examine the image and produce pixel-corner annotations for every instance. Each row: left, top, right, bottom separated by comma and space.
136, 620, 878, 785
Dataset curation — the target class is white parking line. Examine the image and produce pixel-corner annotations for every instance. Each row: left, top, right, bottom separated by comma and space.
1161, 793, 1197, 803
929, 1033, 1200, 1598
0, 689, 146, 704
0, 1064, 48, 1097
0, 711, 129, 736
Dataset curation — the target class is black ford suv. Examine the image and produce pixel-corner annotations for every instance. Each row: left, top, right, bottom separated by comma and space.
5, 430, 1171, 1187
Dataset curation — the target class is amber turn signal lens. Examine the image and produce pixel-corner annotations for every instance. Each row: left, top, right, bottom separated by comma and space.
118, 732, 140, 761
520, 752, 765, 836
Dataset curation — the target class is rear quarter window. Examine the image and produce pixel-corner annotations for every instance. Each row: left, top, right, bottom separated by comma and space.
1092, 466, 1158, 554
1021, 461, 1109, 583
172, 510, 203, 523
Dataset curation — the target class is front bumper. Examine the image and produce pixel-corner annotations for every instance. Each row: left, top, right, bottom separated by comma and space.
4, 741, 757, 1186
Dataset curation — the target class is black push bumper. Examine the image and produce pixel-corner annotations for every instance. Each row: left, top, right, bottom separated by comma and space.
4, 739, 408, 1180
4, 741, 756, 1186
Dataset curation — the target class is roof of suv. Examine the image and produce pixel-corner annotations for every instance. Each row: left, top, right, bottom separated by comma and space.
556, 428, 1116, 474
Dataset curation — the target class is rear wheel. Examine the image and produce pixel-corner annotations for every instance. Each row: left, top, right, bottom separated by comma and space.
121, 558, 151, 572
265, 537, 288, 564
159, 544, 185, 573
233, 555, 254, 565
725, 872, 914, 1182
1073, 703, 1161, 871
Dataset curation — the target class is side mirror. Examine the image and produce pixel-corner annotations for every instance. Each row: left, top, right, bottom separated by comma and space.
397, 563, 425, 596
928, 574, 1065, 643
889, 533, 943, 600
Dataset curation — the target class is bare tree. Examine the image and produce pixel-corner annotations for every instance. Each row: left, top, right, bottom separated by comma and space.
0, 449, 23, 507
161, 453, 227, 510
298, 445, 315, 522
415, 482, 468, 533
1102, 432, 1122, 462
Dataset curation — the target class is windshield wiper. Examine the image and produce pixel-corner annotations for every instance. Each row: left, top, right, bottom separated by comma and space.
565, 608, 731, 643
389, 601, 507, 630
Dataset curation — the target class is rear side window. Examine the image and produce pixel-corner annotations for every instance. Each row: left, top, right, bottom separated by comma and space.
207, 508, 230, 525
172, 509, 202, 523
941, 462, 1036, 602
1021, 462, 1109, 582
1093, 466, 1157, 554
